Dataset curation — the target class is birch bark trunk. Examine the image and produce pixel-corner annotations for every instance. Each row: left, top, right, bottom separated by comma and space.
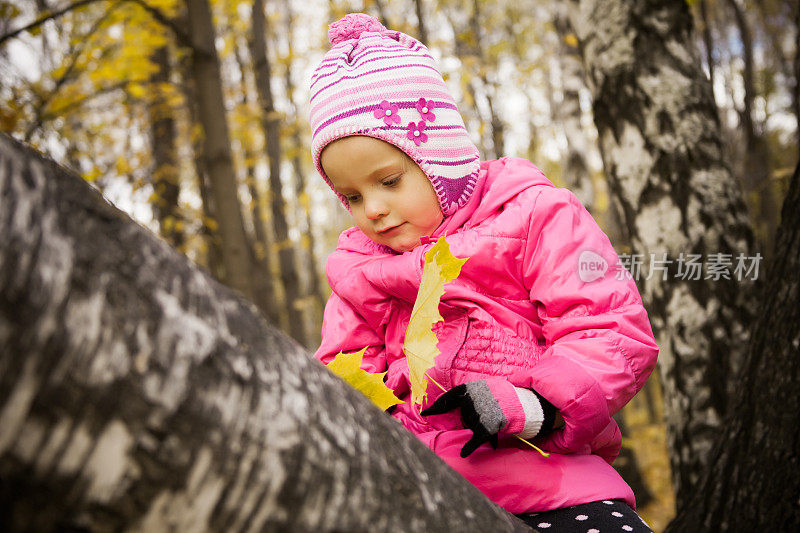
0, 133, 530, 532
568, 0, 760, 509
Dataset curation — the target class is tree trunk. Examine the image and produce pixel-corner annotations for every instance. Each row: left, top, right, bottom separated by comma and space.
525, 91, 539, 164
751, 0, 799, 156
414, 0, 429, 46
186, 0, 256, 301
568, 0, 760, 510
794, 0, 800, 158
442, 10, 491, 160
552, 5, 595, 210
148, 44, 184, 250
279, 0, 327, 346
373, 0, 391, 29
249, 0, 305, 345
698, 0, 717, 94
725, 0, 777, 255
469, 0, 505, 159
0, 133, 531, 532
178, 51, 222, 278
231, 38, 282, 330
612, 412, 654, 509
665, 162, 800, 531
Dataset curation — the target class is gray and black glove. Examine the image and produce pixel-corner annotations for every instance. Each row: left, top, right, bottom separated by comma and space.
421, 377, 556, 457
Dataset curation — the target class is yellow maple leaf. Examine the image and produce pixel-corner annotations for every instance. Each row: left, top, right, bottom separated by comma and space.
325, 347, 404, 411
403, 236, 468, 407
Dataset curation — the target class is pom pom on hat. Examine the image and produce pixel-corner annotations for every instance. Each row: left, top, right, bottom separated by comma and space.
328, 13, 387, 45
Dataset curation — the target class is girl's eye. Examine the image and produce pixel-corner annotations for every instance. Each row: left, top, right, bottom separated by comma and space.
346, 194, 361, 203
383, 176, 401, 187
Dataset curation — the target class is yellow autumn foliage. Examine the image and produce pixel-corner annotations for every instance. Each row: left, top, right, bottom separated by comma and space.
325, 348, 403, 411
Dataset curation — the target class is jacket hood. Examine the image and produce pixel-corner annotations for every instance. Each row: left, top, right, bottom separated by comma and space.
334, 157, 554, 254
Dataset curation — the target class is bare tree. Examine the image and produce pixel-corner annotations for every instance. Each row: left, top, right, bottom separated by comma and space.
249, 0, 305, 344
280, 0, 328, 345
414, 0, 429, 45
231, 37, 282, 330
697, 0, 717, 93
551, 4, 594, 209
177, 50, 222, 278
749, 0, 800, 158
148, 44, 184, 249
186, 0, 257, 301
467, 0, 505, 159
724, 0, 777, 253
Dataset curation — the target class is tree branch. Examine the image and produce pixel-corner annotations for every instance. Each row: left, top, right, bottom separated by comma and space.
0, 0, 191, 50
35, 80, 130, 124
0, 0, 105, 48
124, 0, 191, 48
24, 3, 124, 142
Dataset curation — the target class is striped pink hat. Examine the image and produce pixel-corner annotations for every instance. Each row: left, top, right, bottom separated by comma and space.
309, 13, 481, 216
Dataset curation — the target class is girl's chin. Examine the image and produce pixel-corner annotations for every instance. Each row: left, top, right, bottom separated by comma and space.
384, 235, 421, 253
373, 227, 414, 252
386, 241, 415, 253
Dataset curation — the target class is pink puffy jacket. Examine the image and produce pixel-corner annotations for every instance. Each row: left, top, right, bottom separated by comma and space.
314, 157, 659, 513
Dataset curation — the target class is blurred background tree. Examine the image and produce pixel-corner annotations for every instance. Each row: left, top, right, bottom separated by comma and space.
1, 0, 797, 529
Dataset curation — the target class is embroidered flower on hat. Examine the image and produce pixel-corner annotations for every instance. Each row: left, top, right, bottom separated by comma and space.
415, 98, 436, 122
406, 120, 428, 145
374, 100, 401, 125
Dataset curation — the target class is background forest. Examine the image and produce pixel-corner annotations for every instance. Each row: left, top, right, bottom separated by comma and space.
1, 0, 798, 530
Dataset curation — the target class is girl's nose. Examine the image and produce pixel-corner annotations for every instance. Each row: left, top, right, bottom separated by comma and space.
364, 195, 389, 219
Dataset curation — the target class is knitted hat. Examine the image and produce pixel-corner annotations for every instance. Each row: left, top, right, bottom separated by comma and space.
309, 13, 481, 216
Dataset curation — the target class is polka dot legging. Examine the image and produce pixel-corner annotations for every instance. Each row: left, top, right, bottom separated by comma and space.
514, 499, 653, 532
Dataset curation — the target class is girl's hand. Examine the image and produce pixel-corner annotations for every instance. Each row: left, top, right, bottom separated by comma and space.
421, 377, 556, 457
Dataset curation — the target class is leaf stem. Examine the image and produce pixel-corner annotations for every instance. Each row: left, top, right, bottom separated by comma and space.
422, 372, 549, 458
514, 436, 549, 458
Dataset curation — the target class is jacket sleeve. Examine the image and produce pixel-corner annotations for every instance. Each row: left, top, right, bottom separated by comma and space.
515, 186, 659, 454
314, 291, 388, 375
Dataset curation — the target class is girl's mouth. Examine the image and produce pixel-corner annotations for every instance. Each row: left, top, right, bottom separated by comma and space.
378, 223, 404, 234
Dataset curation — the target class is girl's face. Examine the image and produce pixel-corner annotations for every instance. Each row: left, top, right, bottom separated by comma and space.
321, 136, 444, 253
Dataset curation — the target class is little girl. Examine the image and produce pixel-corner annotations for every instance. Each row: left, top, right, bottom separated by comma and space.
310, 13, 658, 531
